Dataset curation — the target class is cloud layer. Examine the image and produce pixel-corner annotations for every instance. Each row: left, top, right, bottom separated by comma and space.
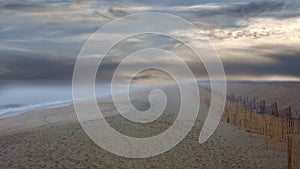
0, 0, 300, 82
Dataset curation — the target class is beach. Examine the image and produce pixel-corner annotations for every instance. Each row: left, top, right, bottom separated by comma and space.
1, 0, 299, 167
0, 82, 293, 168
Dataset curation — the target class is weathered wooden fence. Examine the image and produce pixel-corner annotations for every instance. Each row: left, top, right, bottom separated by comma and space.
223, 95, 300, 169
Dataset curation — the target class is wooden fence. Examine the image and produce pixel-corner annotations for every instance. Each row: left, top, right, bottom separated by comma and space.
223, 95, 300, 169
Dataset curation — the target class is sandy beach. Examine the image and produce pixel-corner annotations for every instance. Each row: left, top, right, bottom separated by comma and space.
0, 82, 293, 168
1, 0, 299, 167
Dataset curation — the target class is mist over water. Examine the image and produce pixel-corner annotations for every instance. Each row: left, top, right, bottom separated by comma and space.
0, 80, 121, 118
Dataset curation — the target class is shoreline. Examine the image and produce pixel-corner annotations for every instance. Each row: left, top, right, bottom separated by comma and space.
0, 82, 296, 168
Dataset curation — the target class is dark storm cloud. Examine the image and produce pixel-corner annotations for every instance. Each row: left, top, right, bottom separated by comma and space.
97, 52, 300, 82
226, 1, 285, 17
195, 1, 298, 18
108, 7, 129, 17
1, 45, 300, 82
82, 38, 300, 82
222, 50, 300, 78
0, 3, 63, 13
0, 50, 75, 80
0, 3, 45, 11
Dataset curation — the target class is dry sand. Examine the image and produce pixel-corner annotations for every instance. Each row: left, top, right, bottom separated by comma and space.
0, 83, 290, 169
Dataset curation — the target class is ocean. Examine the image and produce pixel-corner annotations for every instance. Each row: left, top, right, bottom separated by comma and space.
0, 80, 121, 119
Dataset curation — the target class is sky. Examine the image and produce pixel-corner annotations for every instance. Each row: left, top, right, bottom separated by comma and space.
0, 0, 300, 83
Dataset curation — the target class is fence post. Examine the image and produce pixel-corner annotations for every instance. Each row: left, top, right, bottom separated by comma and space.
287, 134, 292, 169
249, 112, 252, 137
264, 115, 268, 149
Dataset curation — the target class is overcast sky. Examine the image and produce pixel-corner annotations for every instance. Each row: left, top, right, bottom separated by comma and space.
0, 0, 300, 82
